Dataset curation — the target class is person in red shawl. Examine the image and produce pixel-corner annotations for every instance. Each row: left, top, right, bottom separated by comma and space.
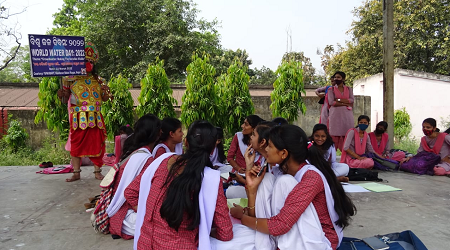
57, 42, 112, 182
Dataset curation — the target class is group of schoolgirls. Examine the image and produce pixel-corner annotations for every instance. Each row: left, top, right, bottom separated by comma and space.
316, 71, 450, 176
212, 114, 357, 249
338, 115, 405, 171
105, 116, 185, 239
95, 112, 359, 250
328, 113, 450, 176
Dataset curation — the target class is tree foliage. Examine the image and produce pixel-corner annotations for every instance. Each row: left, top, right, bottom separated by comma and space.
0, 4, 27, 72
0, 45, 38, 83
3, 115, 28, 151
210, 48, 254, 77
216, 60, 254, 135
51, 0, 221, 83
316, 45, 335, 76
394, 107, 412, 142
270, 60, 306, 123
249, 66, 277, 85
136, 59, 177, 118
180, 54, 218, 127
34, 77, 69, 140
282, 51, 316, 85
101, 75, 134, 140
327, 0, 450, 84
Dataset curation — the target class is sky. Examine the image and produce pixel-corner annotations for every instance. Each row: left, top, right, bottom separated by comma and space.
5, 0, 365, 72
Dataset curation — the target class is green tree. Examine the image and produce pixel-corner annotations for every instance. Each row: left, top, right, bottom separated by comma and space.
249, 66, 277, 85
210, 49, 254, 77
181, 54, 219, 127
136, 59, 177, 118
282, 51, 316, 85
0, 5, 26, 72
316, 45, 335, 76
270, 60, 306, 123
0, 45, 39, 83
3, 116, 29, 151
51, 0, 221, 83
34, 77, 69, 140
101, 75, 134, 140
394, 107, 412, 142
328, 0, 450, 84
216, 60, 254, 135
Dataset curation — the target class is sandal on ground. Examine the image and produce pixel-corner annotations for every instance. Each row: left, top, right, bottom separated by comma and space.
84, 203, 95, 209
88, 195, 101, 202
39, 162, 52, 168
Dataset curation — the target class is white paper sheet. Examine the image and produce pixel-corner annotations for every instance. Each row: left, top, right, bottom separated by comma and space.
342, 183, 370, 193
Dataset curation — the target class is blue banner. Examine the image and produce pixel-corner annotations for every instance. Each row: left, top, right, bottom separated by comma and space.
28, 34, 86, 77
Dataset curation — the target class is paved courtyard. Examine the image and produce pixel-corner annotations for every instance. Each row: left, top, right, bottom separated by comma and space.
0, 165, 449, 250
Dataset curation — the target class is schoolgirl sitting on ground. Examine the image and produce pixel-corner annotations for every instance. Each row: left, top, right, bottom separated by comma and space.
132, 120, 232, 249
402, 118, 450, 176
107, 114, 161, 239
214, 124, 356, 250
310, 123, 350, 182
226, 115, 264, 198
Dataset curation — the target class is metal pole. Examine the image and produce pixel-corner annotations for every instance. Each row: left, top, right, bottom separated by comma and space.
383, 0, 394, 149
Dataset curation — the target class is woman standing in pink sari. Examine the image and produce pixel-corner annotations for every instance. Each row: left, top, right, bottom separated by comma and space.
327, 72, 354, 152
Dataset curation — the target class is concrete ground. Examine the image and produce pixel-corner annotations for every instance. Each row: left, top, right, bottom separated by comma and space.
0, 165, 449, 250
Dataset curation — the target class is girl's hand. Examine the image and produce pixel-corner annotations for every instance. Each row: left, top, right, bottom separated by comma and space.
245, 165, 265, 193
230, 204, 246, 219
244, 145, 256, 170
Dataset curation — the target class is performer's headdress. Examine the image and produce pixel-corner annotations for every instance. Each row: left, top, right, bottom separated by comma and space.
85, 42, 99, 63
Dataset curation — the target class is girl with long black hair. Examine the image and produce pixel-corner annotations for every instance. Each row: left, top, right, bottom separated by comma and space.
229, 125, 356, 250
133, 121, 232, 250
106, 114, 161, 240
211, 121, 279, 250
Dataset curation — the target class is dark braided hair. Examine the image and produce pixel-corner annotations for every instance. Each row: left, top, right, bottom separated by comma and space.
160, 121, 217, 231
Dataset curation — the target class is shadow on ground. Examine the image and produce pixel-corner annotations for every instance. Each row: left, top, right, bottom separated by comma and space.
0, 166, 449, 250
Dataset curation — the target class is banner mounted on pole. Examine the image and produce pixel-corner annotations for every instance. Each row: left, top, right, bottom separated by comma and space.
28, 34, 86, 77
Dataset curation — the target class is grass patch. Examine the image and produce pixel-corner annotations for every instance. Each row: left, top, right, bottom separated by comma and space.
0, 137, 70, 166
394, 137, 419, 154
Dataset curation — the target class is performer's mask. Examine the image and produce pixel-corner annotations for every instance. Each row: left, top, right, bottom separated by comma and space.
86, 61, 93, 73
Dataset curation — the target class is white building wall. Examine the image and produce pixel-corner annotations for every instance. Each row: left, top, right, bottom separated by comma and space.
354, 69, 450, 139
353, 72, 383, 132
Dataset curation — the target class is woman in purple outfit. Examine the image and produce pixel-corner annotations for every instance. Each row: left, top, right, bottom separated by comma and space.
402, 118, 450, 175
